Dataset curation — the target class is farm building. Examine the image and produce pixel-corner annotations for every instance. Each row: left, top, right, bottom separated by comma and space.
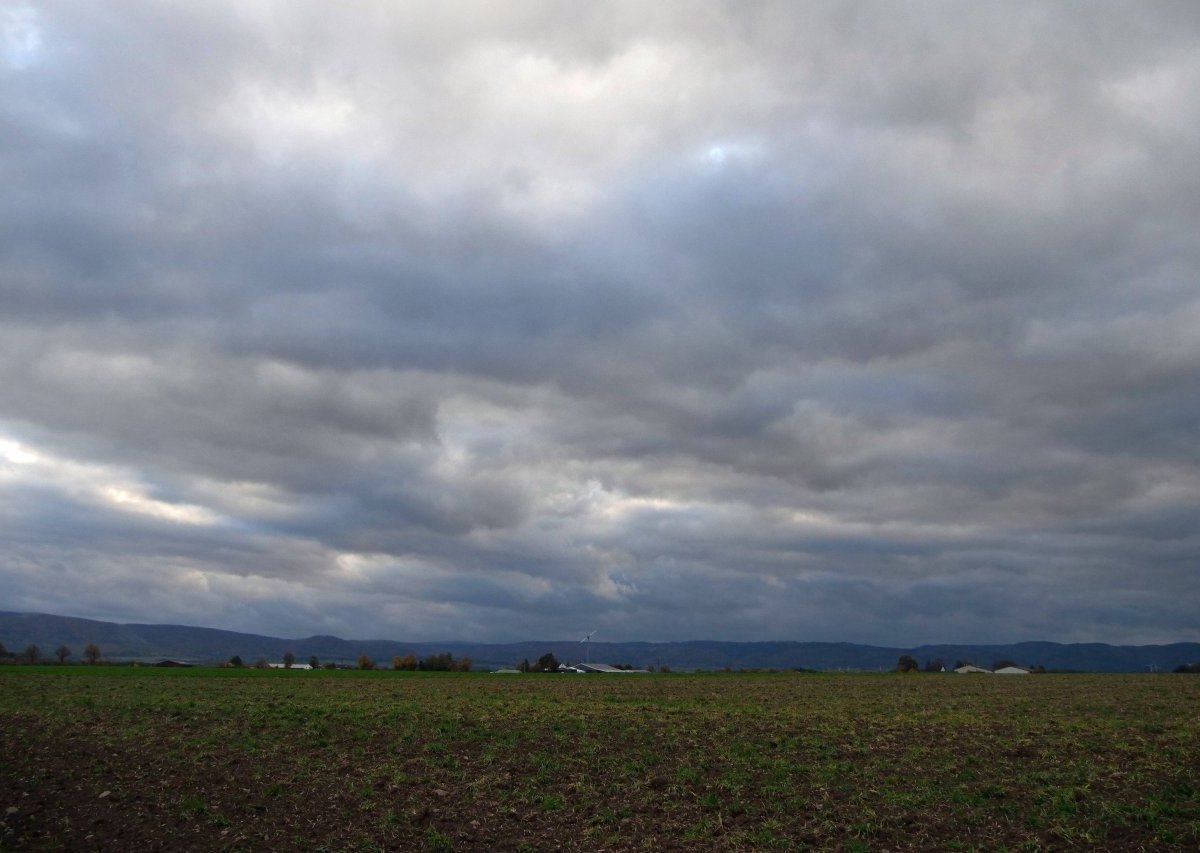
994, 666, 1030, 675
954, 665, 993, 674
489, 663, 653, 674
572, 662, 650, 673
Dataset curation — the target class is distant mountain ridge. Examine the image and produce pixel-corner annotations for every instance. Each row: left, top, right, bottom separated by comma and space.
2, 611, 1197, 672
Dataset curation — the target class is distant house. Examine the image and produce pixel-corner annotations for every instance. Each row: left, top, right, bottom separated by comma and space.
994, 666, 1031, 675
268, 662, 313, 670
954, 665, 993, 674
491, 668, 523, 674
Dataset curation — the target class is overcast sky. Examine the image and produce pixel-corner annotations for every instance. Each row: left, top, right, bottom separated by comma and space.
2, 2, 1198, 645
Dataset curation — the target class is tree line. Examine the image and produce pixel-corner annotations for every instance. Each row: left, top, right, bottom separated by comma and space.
0, 642, 103, 665
219, 651, 473, 671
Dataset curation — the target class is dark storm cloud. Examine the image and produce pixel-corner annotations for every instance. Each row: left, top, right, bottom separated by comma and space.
1, 1, 1198, 644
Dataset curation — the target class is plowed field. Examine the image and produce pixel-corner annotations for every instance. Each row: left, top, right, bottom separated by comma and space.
2, 668, 1197, 850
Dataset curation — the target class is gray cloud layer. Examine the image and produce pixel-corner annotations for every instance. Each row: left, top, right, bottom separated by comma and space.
2, 1, 1198, 644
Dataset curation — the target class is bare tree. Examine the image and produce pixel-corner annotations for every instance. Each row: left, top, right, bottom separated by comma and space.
282, 650, 295, 669
356, 654, 375, 670
55, 644, 72, 664
84, 643, 101, 665
21, 644, 40, 665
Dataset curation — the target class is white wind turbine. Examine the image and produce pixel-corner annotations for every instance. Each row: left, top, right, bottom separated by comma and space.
581, 630, 596, 664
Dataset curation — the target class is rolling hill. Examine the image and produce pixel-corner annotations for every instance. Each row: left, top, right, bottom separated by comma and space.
1, 612, 1197, 672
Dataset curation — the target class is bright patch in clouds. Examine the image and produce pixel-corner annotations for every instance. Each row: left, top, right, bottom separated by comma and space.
1, 433, 221, 527
1, 6, 41, 70
702, 140, 765, 167
222, 81, 361, 164
1, 439, 38, 465
101, 487, 221, 526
